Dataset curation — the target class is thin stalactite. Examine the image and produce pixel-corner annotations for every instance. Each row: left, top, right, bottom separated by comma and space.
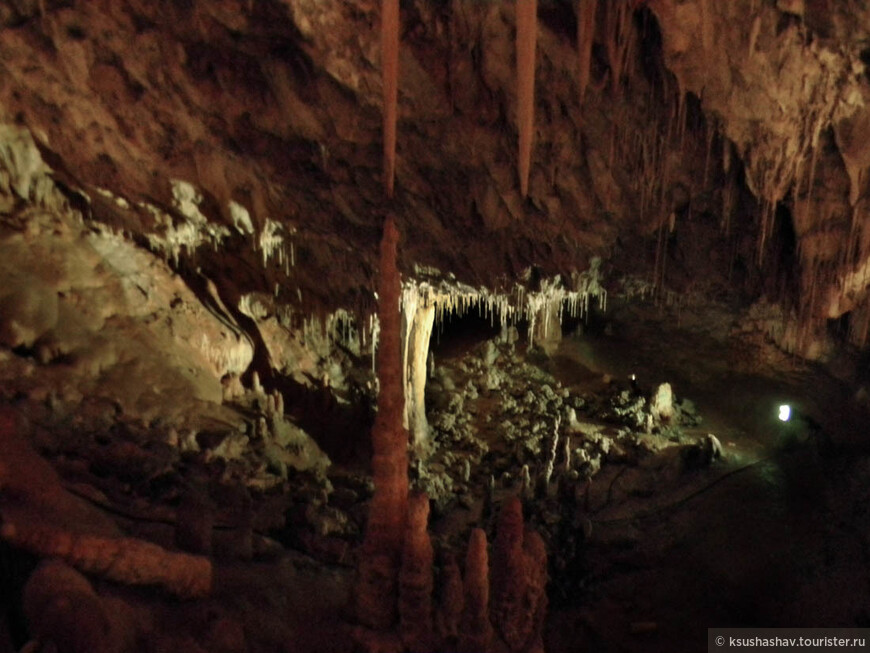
604, 0, 634, 95
382, 0, 400, 198
516, 0, 537, 198
577, 0, 597, 105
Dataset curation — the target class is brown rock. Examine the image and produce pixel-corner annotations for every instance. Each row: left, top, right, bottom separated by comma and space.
355, 216, 410, 628
489, 496, 549, 652
434, 552, 464, 646
459, 528, 492, 653
175, 486, 215, 556
356, 550, 400, 630
516, 0, 538, 198
490, 495, 526, 629
3, 520, 213, 599
22, 560, 110, 653
398, 491, 434, 652
519, 528, 549, 653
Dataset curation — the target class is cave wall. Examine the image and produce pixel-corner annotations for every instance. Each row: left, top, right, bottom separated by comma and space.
2, 0, 870, 372
0, 1, 740, 296
647, 0, 870, 347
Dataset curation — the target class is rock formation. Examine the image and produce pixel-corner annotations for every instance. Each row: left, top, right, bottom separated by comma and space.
355, 215, 410, 629
434, 552, 463, 647
459, 528, 493, 653
3, 0, 870, 650
491, 496, 549, 653
577, 0, 598, 105
382, 0, 400, 197
401, 289, 437, 449
516, 0, 538, 198
398, 491, 434, 652
22, 560, 111, 653
0, 409, 212, 600
491, 496, 527, 643
175, 485, 216, 556
2, 520, 213, 600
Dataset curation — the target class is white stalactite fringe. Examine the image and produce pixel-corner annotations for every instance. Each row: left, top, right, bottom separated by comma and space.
382, 0, 400, 198
577, 0, 597, 105
516, 0, 537, 198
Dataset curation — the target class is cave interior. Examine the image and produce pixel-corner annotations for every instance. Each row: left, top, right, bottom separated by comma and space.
3, 1, 870, 652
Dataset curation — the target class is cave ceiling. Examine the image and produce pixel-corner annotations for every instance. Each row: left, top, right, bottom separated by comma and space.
2, 0, 870, 346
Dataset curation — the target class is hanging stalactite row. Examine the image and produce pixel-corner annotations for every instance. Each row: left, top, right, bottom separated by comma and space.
577, 0, 597, 105
516, 0, 537, 198
382, 0, 400, 198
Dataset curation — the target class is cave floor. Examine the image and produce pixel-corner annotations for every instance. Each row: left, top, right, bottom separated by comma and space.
6, 299, 870, 653
544, 304, 870, 652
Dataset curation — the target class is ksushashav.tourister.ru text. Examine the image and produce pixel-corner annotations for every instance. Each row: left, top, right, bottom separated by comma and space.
729, 636, 866, 647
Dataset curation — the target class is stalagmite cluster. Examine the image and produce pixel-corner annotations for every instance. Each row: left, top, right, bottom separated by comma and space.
356, 492, 548, 653
353, 221, 549, 653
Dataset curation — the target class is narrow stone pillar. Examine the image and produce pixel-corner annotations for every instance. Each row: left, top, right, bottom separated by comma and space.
402, 300, 436, 448
355, 215, 410, 629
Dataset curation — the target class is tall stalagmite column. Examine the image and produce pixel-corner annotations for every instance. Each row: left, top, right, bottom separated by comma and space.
577, 0, 597, 105
516, 0, 537, 198
355, 215, 410, 629
382, 0, 400, 197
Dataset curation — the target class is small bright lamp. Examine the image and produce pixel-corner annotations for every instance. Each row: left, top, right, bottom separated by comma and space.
778, 404, 791, 422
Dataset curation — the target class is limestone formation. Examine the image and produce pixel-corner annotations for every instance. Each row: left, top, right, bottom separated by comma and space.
434, 553, 463, 646
2, 0, 870, 649
459, 528, 492, 653
402, 289, 436, 448
650, 382, 674, 422
398, 491, 434, 652
382, 0, 400, 197
490, 496, 549, 653
520, 464, 533, 500
3, 519, 212, 599
516, 0, 538, 198
23, 560, 111, 653
541, 417, 561, 493
577, 0, 598, 104
518, 529, 549, 653
174, 486, 215, 556
491, 496, 527, 645
356, 215, 410, 629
